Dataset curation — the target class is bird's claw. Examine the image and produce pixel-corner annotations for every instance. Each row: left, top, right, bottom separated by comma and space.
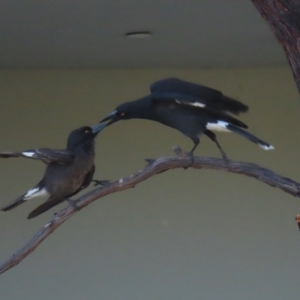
184, 151, 195, 169
92, 179, 111, 186
221, 152, 229, 164
145, 158, 155, 164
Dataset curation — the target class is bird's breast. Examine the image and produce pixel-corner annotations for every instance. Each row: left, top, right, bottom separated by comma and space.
44, 156, 94, 197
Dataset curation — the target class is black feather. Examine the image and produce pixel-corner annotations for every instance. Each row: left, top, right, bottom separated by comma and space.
151, 77, 248, 115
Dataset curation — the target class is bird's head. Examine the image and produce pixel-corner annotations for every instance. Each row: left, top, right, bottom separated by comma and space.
67, 125, 106, 149
98, 96, 151, 127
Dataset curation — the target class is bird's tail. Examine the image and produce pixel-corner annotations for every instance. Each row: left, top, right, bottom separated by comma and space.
227, 124, 274, 150
1, 180, 48, 212
1, 194, 28, 211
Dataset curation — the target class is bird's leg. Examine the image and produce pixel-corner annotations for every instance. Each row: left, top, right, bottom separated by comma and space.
189, 137, 200, 156
92, 179, 111, 187
183, 137, 199, 168
188, 145, 197, 156
204, 130, 228, 162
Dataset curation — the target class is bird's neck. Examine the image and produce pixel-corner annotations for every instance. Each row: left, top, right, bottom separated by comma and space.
70, 140, 95, 157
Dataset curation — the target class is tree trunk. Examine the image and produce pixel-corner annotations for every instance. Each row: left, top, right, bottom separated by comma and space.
251, 0, 300, 94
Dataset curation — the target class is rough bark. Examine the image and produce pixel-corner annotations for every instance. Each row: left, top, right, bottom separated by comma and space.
251, 0, 300, 93
1, 149, 300, 275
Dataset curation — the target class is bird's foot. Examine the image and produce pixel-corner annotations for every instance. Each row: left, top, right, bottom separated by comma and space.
92, 179, 111, 187
221, 151, 229, 164
185, 151, 195, 169
145, 158, 155, 165
65, 198, 81, 211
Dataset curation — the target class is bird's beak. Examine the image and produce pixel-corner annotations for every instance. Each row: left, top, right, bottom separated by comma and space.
92, 122, 108, 135
92, 110, 118, 136
99, 110, 118, 126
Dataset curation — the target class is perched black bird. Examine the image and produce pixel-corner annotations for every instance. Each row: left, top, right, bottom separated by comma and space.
99, 78, 274, 158
0, 124, 106, 219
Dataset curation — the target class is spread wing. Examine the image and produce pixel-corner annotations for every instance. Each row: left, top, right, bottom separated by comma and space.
0, 148, 74, 164
150, 77, 248, 115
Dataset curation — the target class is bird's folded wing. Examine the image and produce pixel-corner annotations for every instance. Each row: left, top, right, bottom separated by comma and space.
0, 148, 74, 164
151, 92, 249, 117
27, 166, 95, 219
151, 93, 248, 129
150, 78, 248, 115
27, 196, 65, 219
151, 78, 223, 100
81, 164, 95, 189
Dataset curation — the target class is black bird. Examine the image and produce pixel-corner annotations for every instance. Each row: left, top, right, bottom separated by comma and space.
0, 124, 106, 219
99, 78, 274, 159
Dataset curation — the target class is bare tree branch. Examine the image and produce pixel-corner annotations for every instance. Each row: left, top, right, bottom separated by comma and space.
0, 148, 300, 275
251, 0, 300, 94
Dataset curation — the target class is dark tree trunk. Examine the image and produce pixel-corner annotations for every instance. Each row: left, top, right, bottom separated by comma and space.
251, 0, 300, 93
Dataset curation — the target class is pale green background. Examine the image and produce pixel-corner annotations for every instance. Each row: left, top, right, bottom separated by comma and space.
0, 67, 299, 299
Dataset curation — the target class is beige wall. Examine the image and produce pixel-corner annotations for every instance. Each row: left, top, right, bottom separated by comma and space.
0, 67, 299, 299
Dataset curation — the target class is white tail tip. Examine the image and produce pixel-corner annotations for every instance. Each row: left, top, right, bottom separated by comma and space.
259, 144, 274, 150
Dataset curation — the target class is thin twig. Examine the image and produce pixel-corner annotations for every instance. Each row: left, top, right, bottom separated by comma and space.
1, 149, 300, 274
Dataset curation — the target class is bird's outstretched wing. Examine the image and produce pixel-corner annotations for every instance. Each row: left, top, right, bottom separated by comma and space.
0, 148, 74, 164
150, 78, 248, 115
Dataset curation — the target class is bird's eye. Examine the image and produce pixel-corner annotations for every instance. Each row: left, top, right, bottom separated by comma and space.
120, 112, 125, 117
84, 129, 90, 134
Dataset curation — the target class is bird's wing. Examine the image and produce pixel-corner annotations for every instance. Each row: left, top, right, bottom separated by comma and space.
80, 164, 95, 189
150, 78, 248, 115
151, 93, 248, 129
27, 196, 65, 219
63, 164, 96, 198
0, 148, 74, 164
27, 165, 96, 219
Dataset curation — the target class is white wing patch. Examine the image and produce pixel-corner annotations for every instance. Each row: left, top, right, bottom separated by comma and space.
175, 99, 206, 108
22, 151, 35, 158
189, 102, 206, 108
206, 121, 231, 132
258, 144, 275, 150
24, 187, 49, 200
